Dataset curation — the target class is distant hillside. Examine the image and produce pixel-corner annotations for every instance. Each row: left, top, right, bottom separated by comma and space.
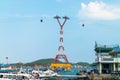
25, 58, 64, 66
25, 58, 54, 66
24, 58, 90, 67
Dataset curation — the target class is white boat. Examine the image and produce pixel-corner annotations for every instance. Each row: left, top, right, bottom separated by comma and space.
32, 69, 58, 78
43, 69, 58, 76
0, 72, 46, 80
0, 64, 58, 79
0, 66, 41, 80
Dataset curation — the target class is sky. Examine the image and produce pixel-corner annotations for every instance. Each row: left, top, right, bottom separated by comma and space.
0, 0, 120, 64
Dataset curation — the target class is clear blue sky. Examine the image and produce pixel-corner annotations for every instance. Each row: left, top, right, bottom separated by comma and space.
0, 0, 120, 64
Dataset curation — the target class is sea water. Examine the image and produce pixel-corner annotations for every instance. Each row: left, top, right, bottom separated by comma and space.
59, 67, 85, 75
58, 68, 86, 80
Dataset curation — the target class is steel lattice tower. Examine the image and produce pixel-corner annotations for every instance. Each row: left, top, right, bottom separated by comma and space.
53, 15, 69, 63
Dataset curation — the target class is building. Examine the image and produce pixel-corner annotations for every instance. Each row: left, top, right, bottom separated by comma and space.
94, 43, 120, 74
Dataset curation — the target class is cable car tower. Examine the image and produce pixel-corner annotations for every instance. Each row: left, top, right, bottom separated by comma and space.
51, 15, 71, 71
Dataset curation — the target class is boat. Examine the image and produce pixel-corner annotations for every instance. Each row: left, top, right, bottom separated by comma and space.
0, 64, 87, 80
0, 64, 40, 80
32, 69, 58, 78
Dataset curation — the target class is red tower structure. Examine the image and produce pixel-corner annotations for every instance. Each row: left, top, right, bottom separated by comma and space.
51, 16, 71, 71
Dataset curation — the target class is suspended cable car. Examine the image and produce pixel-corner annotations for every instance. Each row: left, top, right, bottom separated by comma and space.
40, 19, 43, 22
82, 24, 85, 27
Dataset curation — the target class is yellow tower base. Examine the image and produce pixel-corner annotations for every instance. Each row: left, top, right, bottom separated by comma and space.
51, 63, 71, 71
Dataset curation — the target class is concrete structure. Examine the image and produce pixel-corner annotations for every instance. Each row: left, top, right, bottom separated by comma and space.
94, 43, 120, 74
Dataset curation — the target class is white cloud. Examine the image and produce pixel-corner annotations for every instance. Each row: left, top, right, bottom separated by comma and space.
78, 1, 120, 20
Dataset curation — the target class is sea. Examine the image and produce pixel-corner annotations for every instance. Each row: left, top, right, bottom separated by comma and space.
59, 68, 83, 75
56, 67, 88, 80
